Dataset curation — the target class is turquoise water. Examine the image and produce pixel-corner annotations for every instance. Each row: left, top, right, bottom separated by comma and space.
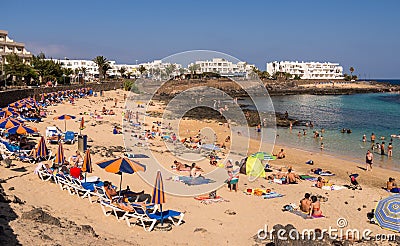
244, 93, 400, 171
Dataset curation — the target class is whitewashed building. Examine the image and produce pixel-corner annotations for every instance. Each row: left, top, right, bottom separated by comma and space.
49, 59, 141, 80
0, 30, 32, 63
189, 58, 254, 77
266, 61, 343, 79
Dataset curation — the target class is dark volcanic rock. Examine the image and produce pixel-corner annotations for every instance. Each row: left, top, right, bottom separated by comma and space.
21, 208, 61, 227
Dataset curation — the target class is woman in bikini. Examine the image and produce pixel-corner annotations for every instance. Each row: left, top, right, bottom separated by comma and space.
310, 195, 323, 217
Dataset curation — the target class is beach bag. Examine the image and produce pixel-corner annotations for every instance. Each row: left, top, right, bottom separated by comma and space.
283, 204, 294, 211
209, 190, 217, 199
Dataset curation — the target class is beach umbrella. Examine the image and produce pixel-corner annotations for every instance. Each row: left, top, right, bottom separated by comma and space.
152, 170, 166, 224
6, 124, 37, 135
374, 194, 400, 232
53, 114, 76, 132
82, 149, 92, 181
251, 152, 276, 161
54, 142, 66, 166
96, 157, 146, 196
35, 136, 48, 159
0, 118, 21, 129
0, 110, 19, 117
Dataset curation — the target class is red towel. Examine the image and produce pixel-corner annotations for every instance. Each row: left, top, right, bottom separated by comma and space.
70, 167, 82, 179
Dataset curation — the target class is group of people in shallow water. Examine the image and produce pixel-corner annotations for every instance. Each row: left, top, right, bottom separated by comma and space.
365, 133, 394, 157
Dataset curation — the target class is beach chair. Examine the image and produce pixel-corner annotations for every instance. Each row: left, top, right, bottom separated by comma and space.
130, 206, 184, 231
69, 178, 105, 203
55, 174, 77, 195
35, 163, 55, 182
63, 131, 75, 144
99, 198, 130, 221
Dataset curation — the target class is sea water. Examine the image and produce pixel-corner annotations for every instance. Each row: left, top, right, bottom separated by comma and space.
243, 92, 400, 171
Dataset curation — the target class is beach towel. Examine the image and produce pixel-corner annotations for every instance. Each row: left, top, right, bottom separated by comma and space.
194, 195, 229, 204
322, 185, 346, 191
289, 210, 313, 219
262, 192, 284, 199
319, 172, 335, 176
169, 176, 215, 186
299, 175, 317, 181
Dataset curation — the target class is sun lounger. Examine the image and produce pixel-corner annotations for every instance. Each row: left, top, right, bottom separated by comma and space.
35, 163, 55, 182
128, 206, 184, 231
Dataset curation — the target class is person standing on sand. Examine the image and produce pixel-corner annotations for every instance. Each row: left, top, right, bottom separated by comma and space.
388, 142, 393, 157
365, 150, 373, 171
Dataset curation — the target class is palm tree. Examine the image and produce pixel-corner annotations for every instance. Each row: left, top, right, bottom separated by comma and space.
93, 56, 110, 82
117, 66, 127, 78
138, 65, 146, 76
188, 64, 200, 79
80, 67, 87, 82
350, 67, 354, 80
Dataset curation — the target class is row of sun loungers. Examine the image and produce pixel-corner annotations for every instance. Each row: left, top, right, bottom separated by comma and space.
35, 165, 184, 231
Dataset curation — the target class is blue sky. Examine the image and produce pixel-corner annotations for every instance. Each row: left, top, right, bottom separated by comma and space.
2, 0, 400, 78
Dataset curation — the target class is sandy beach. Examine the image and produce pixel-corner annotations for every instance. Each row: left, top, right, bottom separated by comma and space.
0, 89, 399, 245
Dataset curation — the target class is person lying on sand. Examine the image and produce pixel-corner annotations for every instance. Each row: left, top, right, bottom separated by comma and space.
173, 160, 191, 171
300, 193, 312, 213
387, 178, 400, 193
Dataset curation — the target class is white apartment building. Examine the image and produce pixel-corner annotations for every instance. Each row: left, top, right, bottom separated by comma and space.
189, 58, 254, 77
266, 61, 343, 79
49, 59, 140, 80
0, 30, 32, 63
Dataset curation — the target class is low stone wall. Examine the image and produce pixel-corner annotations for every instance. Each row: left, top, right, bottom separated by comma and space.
0, 81, 123, 107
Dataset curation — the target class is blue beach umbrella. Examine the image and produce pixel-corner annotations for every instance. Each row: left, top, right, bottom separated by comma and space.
6, 124, 37, 135
53, 114, 76, 132
374, 194, 400, 232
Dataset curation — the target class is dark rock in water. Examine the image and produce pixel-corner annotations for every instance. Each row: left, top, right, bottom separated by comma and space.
81, 225, 97, 237
21, 208, 61, 227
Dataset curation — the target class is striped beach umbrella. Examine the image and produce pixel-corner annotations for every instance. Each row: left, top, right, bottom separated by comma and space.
0, 119, 21, 129
152, 171, 166, 224
6, 124, 37, 135
36, 136, 48, 159
374, 194, 400, 232
82, 149, 92, 181
54, 142, 66, 166
0, 110, 19, 117
96, 157, 146, 196
53, 114, 76, 132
